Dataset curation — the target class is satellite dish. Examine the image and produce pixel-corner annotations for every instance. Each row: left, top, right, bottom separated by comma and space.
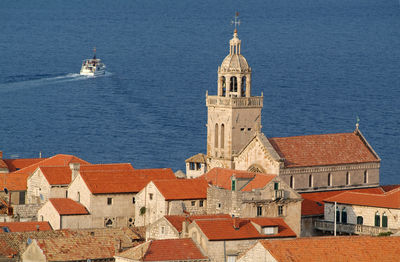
40, 194, 44, 201
3, 188, 8, 194
27, 237, 32, 245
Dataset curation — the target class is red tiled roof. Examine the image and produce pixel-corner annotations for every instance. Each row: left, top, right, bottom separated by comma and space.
258, 236, 400, 262
0, 221, 52, 232
0, 239, 17, 257
165, 214, 232, 233
49, 198, 89, 215
80, 163, 134, 172
40, 166, 71, 185
268, 132, 379, 168
381, 184, 400, 192
3, 158, 45, 172
117, 238, 208, 261
12, 154, 89, 176
81, 168, 176, 194
153, 179, 208, 200
201, 168, 275, 191
194, 217, 296, 241
0, 159, 7, 169
0, 173, 30, 191
300, 187, 384, 216
324, 188, 400, 209
36, 236, 115, 261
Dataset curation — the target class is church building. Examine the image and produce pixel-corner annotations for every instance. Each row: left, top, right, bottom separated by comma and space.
186, 24, 381, 192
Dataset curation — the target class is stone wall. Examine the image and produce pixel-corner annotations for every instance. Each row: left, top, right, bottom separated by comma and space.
27, 169, 51, 204
67, 174, 92, 212
61, 214, 91, 229
14, 204, 42, 220
146, 217, 180, 240
237, 242, 276, 262
38, 201, 60, 229
301, 216, 324, 237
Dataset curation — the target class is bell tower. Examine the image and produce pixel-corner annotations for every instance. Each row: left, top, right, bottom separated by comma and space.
206, 15, 263, 170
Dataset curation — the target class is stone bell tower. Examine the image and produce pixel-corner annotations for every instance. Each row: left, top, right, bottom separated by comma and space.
206, 24, 263, 170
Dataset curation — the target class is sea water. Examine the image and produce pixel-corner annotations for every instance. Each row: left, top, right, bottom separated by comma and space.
0, 0, 399, 184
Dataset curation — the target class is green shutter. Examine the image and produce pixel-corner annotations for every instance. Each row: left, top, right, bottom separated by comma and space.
274, 182, 279, 190
382, 214, 388, 228
375, 214, 380, 227
231, 180, 236, 191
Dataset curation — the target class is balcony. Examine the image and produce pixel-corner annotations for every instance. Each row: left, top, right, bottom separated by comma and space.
206, 96, 263, 108
314, 220, 397, 236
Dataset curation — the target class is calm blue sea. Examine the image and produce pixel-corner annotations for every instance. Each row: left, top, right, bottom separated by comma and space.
0, 0, 399, 184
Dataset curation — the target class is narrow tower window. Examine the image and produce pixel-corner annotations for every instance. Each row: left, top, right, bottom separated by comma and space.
222, 76, 226, 96
241, 76, 246, 97
346, 172, 350, 185
220, 124, 225, 149
328, 173, 332, 186
289, 176, 294, 189
215, 124, 219, 148
309, 174, 313, 188
364, 170, 368, 184
230, 76, 237, 92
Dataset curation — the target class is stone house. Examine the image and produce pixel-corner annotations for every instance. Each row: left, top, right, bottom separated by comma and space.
315, 187, 400, 235
114, 238, 209, 262
188, 26, 381, 193
37, 198, 90, 230
203, 168, 302, 236
300, 186, 385, 237
186, 153, 207, 179
135, 179, 208, 227
146, 214, 231, 240
237, 236, 400, 262
67, 167, 176, 228
187, 217, 296, 262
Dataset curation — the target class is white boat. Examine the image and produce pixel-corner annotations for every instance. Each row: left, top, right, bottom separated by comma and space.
80, 48, 106, 76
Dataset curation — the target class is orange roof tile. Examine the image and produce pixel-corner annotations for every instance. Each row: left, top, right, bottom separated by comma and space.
381, 184, 400, 192
258, 236, 400, 262
165, 214, 232, 233
81, 168, 176, 194
0, 239, 17, 257
49, 198, 89, 215
3, 158, 45, 172
324, 188, 400, 209
300, 187, 385, 216
0, 221, 52, 232
0, 159, 7, 169
12, 154, 89, 176
269, 132, 379, 168
40, 166, 72, 185
201, 168, 275, 191
80, 163, 134, 172
153, 179, 208, 200
194, 217, 296, 241
0, 173, 30, 191
36, 236, 115, 261
117, 238, 208, 261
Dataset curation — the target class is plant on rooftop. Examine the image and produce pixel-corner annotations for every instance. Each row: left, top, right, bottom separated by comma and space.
377, 231, 392, 237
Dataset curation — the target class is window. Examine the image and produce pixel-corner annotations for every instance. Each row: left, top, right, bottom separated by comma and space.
149, 193, 153, 200
274, 182, 279, 190
132, 197, 135, 204
364, 170, 368, 184
215, 124, 219, 148
357, 216, 363, 225
77, 192, 80, 203
160, 226, 165, 235
107, 197, 112, 205
231, 180, 236, 191
189, 162, 195, 170
382, 212, 388, 228
240, 128, 245, 131
278, 205, 283, 216
217, 203, 222, 208
308, 174, 313, 188
341, 207, 347, 224
227, 255, 237, 262
346, 172, 350, 185
191, 201, 196, 206
199, 200, 204, 207
19, 191, 25, 205
241, 76, 246, 97
230, 76, 237, 92
196, 163, 201, 170
247, 128, 251, 131
257, 206, 262, 216
328, 173, 332, 186
222, 76, 226, 96
289, 176, 294, 189
375, 212, 380, 227
40, 216, 44, 221
221, 124, 225, 149
336, 206, 340, 223
262, 227, 276, 235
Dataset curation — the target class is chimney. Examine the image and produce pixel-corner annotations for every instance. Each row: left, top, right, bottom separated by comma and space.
0, 151, 3, 159
69, 163, 80, 181
233, 217, 240, 230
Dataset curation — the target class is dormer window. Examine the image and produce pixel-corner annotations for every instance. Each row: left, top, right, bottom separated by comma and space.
274, 182, 279, 190
262, 226, 278, 235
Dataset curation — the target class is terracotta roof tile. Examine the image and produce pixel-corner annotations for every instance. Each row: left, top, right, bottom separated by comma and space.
117, 238, 208, 261
0, 159, 8, 169
0, 173, 30, 191
49, 198, 89, 215
194, 217, 296, 241
381, 184, 400, 192
36, 236, 115, 261
3, 158, 45, 172
269, 132, 379, 168
259, 236, 400, 262
81, 168, 176, 194
185, 153, 207, 163
324, 188, 400, 209
0, 222, 52, 232
300, 187, 385, 216
164, 214, 232, 233
40, 166, 72, 185
201, 168, 275, 191
80, 163, 134, 172
0, 239, 17, 257
153, 179, 208, 200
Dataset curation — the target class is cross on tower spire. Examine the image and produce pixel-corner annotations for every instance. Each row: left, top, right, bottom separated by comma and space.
231, 12, 241, 32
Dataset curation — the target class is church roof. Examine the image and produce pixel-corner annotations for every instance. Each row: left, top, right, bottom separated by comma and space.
268, 131, 380, 168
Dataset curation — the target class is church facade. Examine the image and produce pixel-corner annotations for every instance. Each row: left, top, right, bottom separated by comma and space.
186, 28, 381, 192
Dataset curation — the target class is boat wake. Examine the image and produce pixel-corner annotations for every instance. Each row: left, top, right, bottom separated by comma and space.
0, 72, 110, 91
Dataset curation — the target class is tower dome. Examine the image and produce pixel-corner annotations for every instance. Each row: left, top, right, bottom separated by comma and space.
219, 29, 251, 73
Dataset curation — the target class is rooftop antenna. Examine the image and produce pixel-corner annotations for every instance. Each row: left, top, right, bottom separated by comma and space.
39, 151, 42, 158
231, 12, 241, 32
355, 115, 360, 130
